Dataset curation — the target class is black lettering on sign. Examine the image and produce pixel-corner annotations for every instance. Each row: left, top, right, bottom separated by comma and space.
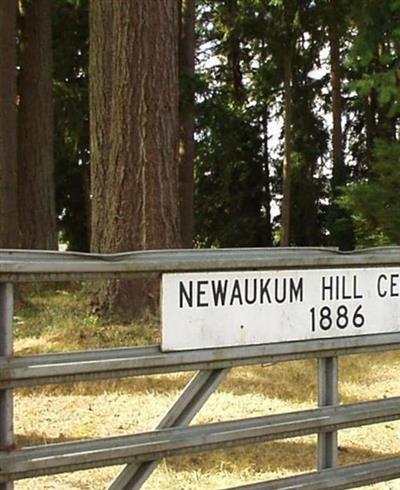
321, 275, 363, 301
322, 276, 333, 301
353, 276, 363, 299
290, 277, 303, 302
342, 276, 351, 299
378, 273, 400, 298
211, 280, 228, 306
245, 278, 258, 304
260, 279, 271, 304
377, 274, 387, 297
320, 306, 333, 330
337, 305, 349, 329
274, 278, 286, 303
197, 280, 209, 307
179, 281, 193, 308
230, 279, 243, 305
391, 274, 399, 297
179, 275, 304, 309
310, 304, 365, 332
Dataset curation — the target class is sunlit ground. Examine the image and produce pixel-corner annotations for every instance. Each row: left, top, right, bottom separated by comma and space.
12, 285, 400, 489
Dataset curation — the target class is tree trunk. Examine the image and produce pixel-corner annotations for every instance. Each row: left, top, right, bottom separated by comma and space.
330, 10, 344, 190
262, 108, 273, 246
281, 49, 292, 247
90, 0, 181, 317
179, 0, 196, 248
18, 0, 57, 250
0, 0, 18, 248
328, 1, 354, 250
89, 0, 113, 254
376, 42, 396, 142
225, 0, 245, 105
365, 92, 377, 169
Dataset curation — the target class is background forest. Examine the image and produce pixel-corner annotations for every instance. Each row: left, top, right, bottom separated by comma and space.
1, 5, 400, 488
0, 0, 400, 311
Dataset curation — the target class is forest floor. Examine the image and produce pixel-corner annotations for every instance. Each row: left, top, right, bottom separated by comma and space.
11, 284, 400, 489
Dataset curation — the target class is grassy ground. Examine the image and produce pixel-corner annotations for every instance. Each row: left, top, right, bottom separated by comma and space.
11, 284, 400, 489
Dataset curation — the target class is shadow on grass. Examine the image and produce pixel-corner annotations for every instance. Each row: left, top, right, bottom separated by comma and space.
220, 361, 317, 404
163, 438, 396, 476
16, 373, 193, 397
16, 432, 396, 477
14, 350, 400, 405
16, 431, 88, 447
17, 363, 315, 402
15, 351, 399, 405
217, 352, 400, 405
339, 351, 400, 389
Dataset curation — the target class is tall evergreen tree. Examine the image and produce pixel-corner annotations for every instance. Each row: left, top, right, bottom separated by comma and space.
89, 0, 112, 255
324, 0, 354, 250
280, 1, 296, 247
0, 0, 18, 248
18, 0, 57, 250
194, 0, 270, 247
340, 0, 400, 245
289, 1, 330, 246
90, 0, 181, 316
179, 0, 196, 248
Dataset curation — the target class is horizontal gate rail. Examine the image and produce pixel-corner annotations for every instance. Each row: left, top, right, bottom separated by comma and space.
1, 396, 400, 482
1, 333, 400, 389
0, 247, 400, 282
228, 455, 400, 489
2, 247, 400, 488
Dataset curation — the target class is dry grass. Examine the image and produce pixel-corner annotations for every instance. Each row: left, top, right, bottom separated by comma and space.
11, 284, 400, 489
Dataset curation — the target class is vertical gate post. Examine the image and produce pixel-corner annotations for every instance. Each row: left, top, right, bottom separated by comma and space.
317, 356, 338, 470
0, 283, 14, 490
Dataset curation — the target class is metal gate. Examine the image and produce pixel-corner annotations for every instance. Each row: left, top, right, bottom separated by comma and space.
1, 247, 400, 489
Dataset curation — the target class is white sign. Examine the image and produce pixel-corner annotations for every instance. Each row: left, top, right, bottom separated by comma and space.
161, 267, 400, 351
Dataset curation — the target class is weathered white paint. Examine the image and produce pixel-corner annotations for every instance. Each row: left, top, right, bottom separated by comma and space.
161, 267, 400, 351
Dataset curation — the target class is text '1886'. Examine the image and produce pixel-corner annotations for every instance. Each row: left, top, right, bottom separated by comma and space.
162, 268, 400, 351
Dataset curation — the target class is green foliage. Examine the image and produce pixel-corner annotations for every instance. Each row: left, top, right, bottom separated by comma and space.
48, 0, 399, 251
195, 92, 268, 247
340, 140, 400, 246
289, 98, 329, 246
53, 0, 89, 251
194, 0, 271, 247
347, 0, 400, 115
194, 0, 332, 247
339, 0, 400, 247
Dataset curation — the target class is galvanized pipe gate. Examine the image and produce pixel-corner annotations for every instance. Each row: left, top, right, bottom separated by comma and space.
1, 247, 400, 489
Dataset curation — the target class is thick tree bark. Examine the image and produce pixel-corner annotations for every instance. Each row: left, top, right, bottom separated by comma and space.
18, 0, 57, 250
0, 1, 18, 248
90, 0, 181, 317
89, 0, 113, 254
179, 0, 196, 248
281, 49, 293, 247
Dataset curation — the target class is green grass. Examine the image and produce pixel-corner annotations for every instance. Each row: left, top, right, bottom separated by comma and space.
14, 283, 159, 355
